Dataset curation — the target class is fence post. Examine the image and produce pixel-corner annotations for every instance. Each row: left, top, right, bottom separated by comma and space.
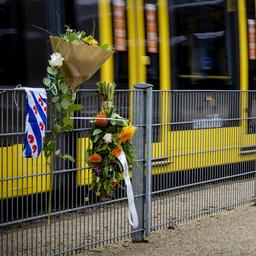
132, 83, 153, 242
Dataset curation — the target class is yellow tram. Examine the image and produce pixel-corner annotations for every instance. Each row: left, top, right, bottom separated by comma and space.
1, 0, 256, 200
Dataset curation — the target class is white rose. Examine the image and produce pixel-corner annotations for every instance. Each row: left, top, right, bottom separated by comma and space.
49, 52, 64, 67
103, 133, 112, 144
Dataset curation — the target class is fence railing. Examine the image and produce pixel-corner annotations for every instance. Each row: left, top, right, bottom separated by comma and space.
1, 86, 256, 255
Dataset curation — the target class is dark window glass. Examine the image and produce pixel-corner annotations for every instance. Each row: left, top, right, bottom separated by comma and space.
170, 0, 238, 90
0, 0, 49, 87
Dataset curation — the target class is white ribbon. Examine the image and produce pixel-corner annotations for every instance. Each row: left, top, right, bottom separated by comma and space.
117, 151, 138, 228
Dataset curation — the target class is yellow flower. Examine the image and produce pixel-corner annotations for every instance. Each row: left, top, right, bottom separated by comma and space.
82, 36, 89, 44
118, 126, 137, 144
112, 147, 122, 157
89, 39, 98, 46
82, 36, 98, 46
88, 152, 102, 163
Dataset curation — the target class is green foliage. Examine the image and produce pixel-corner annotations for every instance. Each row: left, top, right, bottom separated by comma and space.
43, 54, 82, 162
99, 44, 109, 50
68, 104, 84, 111
61, 154, 75, 162
43, 139, 56, 158
57, 26, 112, 51
97, 81, 116, 102
122, 142, 138, 167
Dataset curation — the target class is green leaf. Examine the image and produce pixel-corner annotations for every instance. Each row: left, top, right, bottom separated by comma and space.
48, 141, 56, 151
85, 149, 90, 162
99, 44, 109, 50
52, 122, 62, 133
59, 83, 68, 94
49, 83, 58, 96
115, 159, 123, 172
104, 166, 109, 175
47, 66, 58, 75
63, 117, 73, 126
55, 149, 61, 156
87, 148, 93, 156
93, 134, 101, 143
61, 98, 71, 110
92, 129, 102, 136
62, 154, 75, 162
55, 103, 61, 112
110, 113, 128, 126
71, 92, 77, 101
68, 104, 84, 111
43, 140, 56, 156
65, 32, 77, 42
110, 119, 127, 126
51, 96, 59, 103
43, 77, 51, 87
62, 117, 73, 132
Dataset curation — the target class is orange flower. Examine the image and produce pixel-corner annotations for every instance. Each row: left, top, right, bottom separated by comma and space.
95, 112, 108, 126
118, 126, 137, 144
112, 147, 122, 157
88, 152, 102, 163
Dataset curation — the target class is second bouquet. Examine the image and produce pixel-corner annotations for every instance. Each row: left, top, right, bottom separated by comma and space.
87, 82, 137, 200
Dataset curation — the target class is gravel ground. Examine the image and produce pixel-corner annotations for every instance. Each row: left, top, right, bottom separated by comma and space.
81, 203, 256, 256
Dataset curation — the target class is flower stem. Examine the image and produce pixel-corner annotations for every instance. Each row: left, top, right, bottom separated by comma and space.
48, 153, 55, 221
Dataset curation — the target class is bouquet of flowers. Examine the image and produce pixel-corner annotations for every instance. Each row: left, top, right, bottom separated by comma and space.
49, 26, 112, 91
87, 82, 137, 199
43, 27, 113, 156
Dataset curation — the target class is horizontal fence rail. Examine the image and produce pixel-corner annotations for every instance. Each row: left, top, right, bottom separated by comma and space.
0, 87, 256, 255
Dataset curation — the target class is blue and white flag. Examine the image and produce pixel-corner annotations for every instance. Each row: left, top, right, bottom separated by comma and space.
23, 88, 47, 158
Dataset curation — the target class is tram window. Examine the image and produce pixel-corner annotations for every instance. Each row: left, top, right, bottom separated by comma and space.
0, 0, 48, 87
169, 0, 239, 90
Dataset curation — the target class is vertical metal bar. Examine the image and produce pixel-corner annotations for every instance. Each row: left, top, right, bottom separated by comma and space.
132, 83, 153, 239
131, 86, 145, 242
145, 85, 153, 235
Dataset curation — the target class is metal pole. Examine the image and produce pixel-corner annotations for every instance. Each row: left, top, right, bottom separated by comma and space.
131, 85, 145, 242
131, 83, 153, 242
142, 84, 153, 235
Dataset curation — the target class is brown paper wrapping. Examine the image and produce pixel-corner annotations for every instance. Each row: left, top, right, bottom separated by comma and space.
50, 36, 112, 91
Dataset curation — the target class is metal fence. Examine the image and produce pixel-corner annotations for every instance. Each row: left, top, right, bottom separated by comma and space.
0, 85, 256, 255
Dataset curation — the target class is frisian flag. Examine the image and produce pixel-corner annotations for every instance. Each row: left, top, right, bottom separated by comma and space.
23, 88, 47, 158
